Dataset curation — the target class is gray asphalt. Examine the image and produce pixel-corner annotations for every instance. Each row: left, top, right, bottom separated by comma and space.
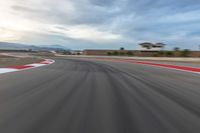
0, 57, 200, 133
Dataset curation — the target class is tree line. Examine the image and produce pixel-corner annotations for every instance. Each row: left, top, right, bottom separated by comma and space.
107, 48, 192, 57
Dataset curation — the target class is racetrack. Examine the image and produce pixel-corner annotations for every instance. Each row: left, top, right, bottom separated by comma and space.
0, 57, 200, 133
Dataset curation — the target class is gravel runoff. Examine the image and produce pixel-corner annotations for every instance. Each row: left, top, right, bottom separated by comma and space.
0, 55, 43, 67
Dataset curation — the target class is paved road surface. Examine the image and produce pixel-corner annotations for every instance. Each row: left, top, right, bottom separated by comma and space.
0, 58, 200, 133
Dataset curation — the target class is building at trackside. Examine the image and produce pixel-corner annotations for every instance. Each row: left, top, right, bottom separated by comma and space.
139, 42, 165, 51
83, 42, 166, 56
82, 42, 200, 57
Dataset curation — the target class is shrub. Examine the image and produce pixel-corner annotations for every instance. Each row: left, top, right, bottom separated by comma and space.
107, 52, 112, 56
120, 52, 125, 55
126, 51, 133, 56
113, 51, 119, 55
153, 53, 159, 57
173, 47, 180, 51
120, 47, 125, 50
158, 51, 165, 56
165, 51, 174, 57
181, 49, 191, 57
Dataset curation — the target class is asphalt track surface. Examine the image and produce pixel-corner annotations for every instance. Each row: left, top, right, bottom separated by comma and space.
0, 57, 200, 133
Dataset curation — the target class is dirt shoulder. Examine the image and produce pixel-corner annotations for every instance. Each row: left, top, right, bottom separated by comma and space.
0, 55, 44, 67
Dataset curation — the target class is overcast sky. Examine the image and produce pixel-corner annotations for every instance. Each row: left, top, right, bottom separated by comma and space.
0, 0, 200, 50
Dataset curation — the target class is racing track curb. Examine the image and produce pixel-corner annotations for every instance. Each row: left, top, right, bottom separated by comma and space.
0, 59, 55, 74
84, 58, 200, 74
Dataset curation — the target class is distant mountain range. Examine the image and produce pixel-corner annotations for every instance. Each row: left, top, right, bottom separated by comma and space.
0, 42, 70, 51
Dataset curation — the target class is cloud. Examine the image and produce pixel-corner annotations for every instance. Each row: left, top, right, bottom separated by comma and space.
50, 25, 124, 43
0, 0, 200, 49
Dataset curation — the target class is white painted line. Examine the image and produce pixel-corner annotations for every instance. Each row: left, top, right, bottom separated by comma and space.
25, 63, 46, 67
0, 68, 18, 74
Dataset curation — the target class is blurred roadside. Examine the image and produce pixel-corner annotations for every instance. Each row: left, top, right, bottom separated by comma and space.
56, 54, 200, 68
0, 53, 43, 67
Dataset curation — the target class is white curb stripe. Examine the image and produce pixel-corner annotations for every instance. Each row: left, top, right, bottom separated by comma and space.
0, 59, 55, 75
0, 68, 18, 74
25, 63, 46, 67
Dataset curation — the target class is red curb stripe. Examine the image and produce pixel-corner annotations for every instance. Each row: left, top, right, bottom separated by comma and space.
123, 60, 200, 72
138, 62, 200, 72
40, 61, 50, 64
84, 58, 200, 73
0, 59, 54, 75
8, 65, 33, 69
40, 62, 49, 64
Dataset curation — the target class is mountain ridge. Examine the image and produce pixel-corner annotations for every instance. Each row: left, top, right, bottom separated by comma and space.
0, 42, 70, 51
